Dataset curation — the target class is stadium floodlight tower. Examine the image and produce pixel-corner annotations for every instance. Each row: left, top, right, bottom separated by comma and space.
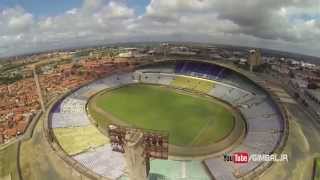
108, 124, 169, 180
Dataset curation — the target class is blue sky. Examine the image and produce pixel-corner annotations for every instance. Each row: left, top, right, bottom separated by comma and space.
127, 0, 150, 15
0, 0, 149, 17
0, 0, 83, 17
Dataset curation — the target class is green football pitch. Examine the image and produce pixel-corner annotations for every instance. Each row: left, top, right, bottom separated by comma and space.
88, 84, 235, 146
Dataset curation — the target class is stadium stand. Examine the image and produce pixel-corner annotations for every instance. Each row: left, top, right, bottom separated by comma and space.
49, 73, 133, 178
73, 144, 125, 179
117, 73, 136, 85
174, 61, 265, 95
140, 73, 160, 84
222, 73, 264, 94
53, 125, 108, 155
204, 158, 237, 180
51, 112, 90, 128
175, 61, 228, 81
171, 76, 214, 93
208, 83, 254, 105
156, 74, 175, 85
137, 63, 176, 74
60, 98, 86, 113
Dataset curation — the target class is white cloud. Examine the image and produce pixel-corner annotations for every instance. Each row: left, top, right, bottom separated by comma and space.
66, 8, 77, 15
0, 0, 319, 57
0, 7, 34, 35
0, 1, 138, 56
108, 1, 134, 18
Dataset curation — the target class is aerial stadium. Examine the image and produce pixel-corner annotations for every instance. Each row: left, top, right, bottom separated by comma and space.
38, 59, 288, 180
2, 0, 320, 179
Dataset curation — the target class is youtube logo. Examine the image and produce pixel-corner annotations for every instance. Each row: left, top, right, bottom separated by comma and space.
224, 152, 249, 164
233, 152, 249, 163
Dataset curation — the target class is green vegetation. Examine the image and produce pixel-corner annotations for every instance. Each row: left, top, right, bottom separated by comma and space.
0, 143, 19, 180
20, 114, 92, 180
0, 62, 24, 72
315, 158, 320, 180
0, 74, 23, 84
90, 84, 234, 146
171, 76, 214, 93
53, 126, 109, 155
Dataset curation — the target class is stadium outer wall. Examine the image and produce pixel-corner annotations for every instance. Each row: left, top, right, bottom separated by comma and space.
41, 58, 289, 180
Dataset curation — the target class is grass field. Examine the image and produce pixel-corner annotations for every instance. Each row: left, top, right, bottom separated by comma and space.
0, 143, 19, 180
53, 125, 109, 155
315, 158, 320, 180
89, 84, 234, 146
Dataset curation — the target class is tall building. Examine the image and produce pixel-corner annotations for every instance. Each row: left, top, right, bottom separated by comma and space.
248, 49, 262, 71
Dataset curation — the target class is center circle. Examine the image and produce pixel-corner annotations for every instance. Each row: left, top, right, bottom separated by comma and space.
88, 83, 238, 147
